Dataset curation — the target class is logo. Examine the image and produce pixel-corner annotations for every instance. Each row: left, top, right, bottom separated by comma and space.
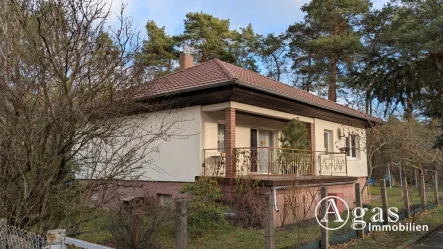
314, 196, 428, 232
315, 196, 350, 231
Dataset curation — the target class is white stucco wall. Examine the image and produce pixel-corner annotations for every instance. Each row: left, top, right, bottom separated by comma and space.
314, 118, 368, 177
137, 106, 202, 182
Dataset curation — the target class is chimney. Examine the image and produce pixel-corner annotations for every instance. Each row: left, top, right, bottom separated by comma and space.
179, 47, 194, 70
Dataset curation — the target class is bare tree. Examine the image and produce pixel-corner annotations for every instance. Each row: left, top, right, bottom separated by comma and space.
0, 0, 187, 233
339, 119, 443, 195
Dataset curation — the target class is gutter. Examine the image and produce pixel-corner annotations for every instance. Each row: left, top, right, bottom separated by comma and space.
270, 181, 356, 213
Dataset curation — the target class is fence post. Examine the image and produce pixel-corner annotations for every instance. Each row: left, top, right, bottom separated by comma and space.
0, 218, 6, 249
419, 171, 427, 211
46, 229, 66, 249
403, 177, 410, 219
380, 179, 389, 225
435, 171, 440, 206
175, 197, 187, 249
264, 192, 275, 249
320, 186, 329, 249
355, 183, 364, 238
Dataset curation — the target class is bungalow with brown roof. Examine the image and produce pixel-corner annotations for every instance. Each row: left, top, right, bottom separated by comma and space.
98, 51, 376, 219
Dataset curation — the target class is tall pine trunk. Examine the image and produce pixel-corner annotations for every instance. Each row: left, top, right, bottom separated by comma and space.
328, 55, 337, 102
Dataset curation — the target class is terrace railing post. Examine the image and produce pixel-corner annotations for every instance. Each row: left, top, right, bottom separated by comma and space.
176, 197, 188, 249
403, 177, 410, 219
435, 171, 440, 206
380, 179, 389, 225
320, 186, 329, 249
264, 193, 275, 249
355, 183, 364, 238
46, 229, 66, 249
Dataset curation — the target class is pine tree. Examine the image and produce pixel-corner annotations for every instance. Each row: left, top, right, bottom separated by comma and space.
279, 119, 308, 150
136, 21, 178, 78
291, 0, 370, 102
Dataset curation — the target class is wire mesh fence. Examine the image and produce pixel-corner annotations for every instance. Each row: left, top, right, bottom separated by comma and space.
0, 220, 47, 249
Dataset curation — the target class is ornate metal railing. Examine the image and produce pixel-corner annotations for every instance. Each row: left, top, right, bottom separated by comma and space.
234, 147, 315, 176
202, 148, 347, 178
202, 149, 226, 177
316, 152, 347, 176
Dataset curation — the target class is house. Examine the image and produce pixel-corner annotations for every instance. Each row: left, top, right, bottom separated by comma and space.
100, 52, 376, 219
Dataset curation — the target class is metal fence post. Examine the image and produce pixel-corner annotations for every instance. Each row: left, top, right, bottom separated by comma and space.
419, 171, 427, 210
321, 186, 329, 249
176, 197, 187, 249
47, 229, 66, 249
403, 177, 410, 219
264, 192, 275, 249
435, 172, 440, 206
355, 183, 364, 238
380, 179, 388, 225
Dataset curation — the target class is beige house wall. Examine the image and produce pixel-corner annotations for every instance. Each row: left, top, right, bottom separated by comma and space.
202, 102, 368, 178
314, 118, 368, 177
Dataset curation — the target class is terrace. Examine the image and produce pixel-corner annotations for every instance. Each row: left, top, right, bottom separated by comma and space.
202, 147, 348, 180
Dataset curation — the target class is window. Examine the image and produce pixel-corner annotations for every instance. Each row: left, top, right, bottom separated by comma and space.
158, 194, 173, 206
217, 124, 225, 152
324, 130, 333, 153
346, 135, 359, 158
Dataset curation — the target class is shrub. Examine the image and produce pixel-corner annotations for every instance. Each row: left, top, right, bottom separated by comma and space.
181, 177, 227, 236
230, 177, 264, 228
107, 196, 173, 249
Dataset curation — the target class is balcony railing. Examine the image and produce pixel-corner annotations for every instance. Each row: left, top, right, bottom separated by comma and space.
202, 147, 347, 178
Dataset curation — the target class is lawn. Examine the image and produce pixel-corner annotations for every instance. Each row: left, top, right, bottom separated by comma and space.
330, 205, 443, 249
367, 182, 442, 209
75, 183, 443, 249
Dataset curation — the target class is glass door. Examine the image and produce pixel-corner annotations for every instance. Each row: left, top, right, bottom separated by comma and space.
258, 130, 274, 174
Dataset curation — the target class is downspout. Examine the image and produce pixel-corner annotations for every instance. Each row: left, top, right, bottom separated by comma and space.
271, 187, 279, 212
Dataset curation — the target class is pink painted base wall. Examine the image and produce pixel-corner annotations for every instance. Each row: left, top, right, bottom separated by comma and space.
79, 180, 185, 209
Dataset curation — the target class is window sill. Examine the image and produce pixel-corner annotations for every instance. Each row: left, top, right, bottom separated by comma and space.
346, 157, 360, 161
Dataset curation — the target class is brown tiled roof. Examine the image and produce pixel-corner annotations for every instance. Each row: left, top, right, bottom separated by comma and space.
140, 59, 376, 120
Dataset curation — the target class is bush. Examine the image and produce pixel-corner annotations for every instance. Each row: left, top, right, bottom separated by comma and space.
230, 177, 264, 228
107, 196, 174, 249
181, 177, 227, 236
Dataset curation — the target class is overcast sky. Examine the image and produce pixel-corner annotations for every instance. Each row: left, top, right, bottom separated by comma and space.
105, 0, 391, 37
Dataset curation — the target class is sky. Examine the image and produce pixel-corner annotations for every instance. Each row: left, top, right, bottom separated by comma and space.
105, 0, 391, 38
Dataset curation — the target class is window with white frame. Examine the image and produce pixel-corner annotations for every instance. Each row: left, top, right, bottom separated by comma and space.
324, 130, 333, 153
346, 135, 359, 158
217, 124, 225, 152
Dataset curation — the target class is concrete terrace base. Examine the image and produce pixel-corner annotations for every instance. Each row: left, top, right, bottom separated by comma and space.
209, 175, 362, 227
80, 175, 368, 228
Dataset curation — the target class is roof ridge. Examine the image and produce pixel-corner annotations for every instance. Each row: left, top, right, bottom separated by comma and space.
214, 59, 237, 80
217, 60, 370, 117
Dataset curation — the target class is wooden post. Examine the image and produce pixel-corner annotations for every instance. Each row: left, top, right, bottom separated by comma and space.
435, 172, 440, 206
400, 169, 403, 197
380, 179, 389, 224
46, 229, 66, 249
264, 193, 275, 249
355, 183, 364, 238
403, 177, 410, 219
176, 197, 187, 249
419, 171, 427, 211
416, 169, 419, 191
321, 186, 329, 249
0, 218, 7, 249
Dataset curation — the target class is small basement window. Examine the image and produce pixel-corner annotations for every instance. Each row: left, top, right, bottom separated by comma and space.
158, 194, 173, 206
